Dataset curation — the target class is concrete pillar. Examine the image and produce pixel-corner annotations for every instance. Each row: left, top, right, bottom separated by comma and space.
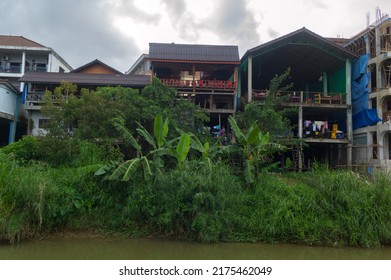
247, 56, 253, 102
323, 72, 328, 94
377, 129, 384, 161
346, 59, 353, 167
376, 62, 382, 89
367, 131, 373, 163
21, 51, 26, 75
48, 53, 53, 72
375, 26, 381, 57
298, 92, 303, 138
365, 34, 371, 54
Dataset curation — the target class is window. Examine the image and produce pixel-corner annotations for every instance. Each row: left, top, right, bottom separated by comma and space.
38, 119, 50, 129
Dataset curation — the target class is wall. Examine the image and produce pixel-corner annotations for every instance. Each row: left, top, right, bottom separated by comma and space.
0, 84, 17, 117
30, 110, 48, 136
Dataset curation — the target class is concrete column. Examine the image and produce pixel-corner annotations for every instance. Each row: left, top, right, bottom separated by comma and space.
247, 56, 253, 102
376, 62, 382, 89
367, 131, 373, 163
48, 53, 52, 72
298, 92, 303, 138
21, 51, 26, 75
365, 34, 371, 54
346, 59, 353, 167
323, 72, 328, 94
377, 129, 384, 161
375, 26, 381, 57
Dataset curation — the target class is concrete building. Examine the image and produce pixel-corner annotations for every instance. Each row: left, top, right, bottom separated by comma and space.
0, 35, 72, 143
126, 54, 151, 75
344, 13, 391, 170
0, 80, 19, 145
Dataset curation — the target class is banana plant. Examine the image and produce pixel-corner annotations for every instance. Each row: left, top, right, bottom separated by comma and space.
228, 116, 287, 185
95, 115, 191, 182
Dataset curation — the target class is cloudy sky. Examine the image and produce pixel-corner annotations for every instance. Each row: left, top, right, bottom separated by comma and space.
1, 0, 391, 73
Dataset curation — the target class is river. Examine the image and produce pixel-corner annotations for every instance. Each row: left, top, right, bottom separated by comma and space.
1, 235, 390, 260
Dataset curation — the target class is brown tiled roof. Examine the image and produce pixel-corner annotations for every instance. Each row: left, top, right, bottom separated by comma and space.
0, 35, 47, 48
149, 43, 240, 63
20, 72, 151, 88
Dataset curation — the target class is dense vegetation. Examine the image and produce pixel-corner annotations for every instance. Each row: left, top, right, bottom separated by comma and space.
1, 78, 390, 248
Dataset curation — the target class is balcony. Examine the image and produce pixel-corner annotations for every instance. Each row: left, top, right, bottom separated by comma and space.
160, 79, 236, 92
0, 65, 22, 74
252, 90, 346, 106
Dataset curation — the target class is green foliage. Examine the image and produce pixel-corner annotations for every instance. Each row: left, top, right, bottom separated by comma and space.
228, 116, 287, 185
236, 68, 297, 140
175, 133, 190, 163
0, 136, 38, 163
38, 79, 208, 167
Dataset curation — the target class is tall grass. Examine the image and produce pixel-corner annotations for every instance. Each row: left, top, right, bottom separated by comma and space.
1, 151, 390, 247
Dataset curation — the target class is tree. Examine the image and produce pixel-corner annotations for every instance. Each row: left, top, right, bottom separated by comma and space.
228, 116, 287, 185
95, 115, 191, 182
236, 68, 297, 140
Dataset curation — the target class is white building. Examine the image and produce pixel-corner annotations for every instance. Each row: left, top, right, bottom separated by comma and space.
0, 80, 19, 145
0, 35, 72, 141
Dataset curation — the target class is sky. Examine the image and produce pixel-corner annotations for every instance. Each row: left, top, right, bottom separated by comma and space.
1, 0, 391, 73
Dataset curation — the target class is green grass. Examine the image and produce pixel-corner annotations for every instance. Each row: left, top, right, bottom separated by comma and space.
1, 152, 390, 247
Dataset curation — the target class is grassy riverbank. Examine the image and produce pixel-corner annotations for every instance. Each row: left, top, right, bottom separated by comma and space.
1, 152, 390, 248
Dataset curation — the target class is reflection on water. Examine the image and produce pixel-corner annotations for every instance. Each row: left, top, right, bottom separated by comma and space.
1, 236, 390, 260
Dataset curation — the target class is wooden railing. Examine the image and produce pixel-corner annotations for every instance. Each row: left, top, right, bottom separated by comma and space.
252, 90, 345, 105
160, 79, 236, 90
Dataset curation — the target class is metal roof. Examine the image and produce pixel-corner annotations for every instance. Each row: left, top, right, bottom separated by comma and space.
242, 28, 357, 62
149, 43, 240, 63
20, 72, 151, 88
239, 28, 358, 90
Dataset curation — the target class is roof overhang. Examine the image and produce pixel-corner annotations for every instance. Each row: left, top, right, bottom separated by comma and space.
19, 72, 151, 88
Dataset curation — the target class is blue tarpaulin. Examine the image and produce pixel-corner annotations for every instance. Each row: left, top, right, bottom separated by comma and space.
351, 54, 381, 129
353, 109, 382, 130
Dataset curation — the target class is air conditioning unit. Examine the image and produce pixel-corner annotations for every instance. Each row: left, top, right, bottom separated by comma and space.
2, 56, 9, 61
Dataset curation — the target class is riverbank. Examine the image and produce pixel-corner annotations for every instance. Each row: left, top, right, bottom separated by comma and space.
1, 154, 390, 248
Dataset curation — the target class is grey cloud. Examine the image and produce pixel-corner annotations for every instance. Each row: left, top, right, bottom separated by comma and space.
0, 0, 141, 72
205, 0, 261, 51
161, 0, 200, 41
111, 0, 161, 25
267, 28, 279, 39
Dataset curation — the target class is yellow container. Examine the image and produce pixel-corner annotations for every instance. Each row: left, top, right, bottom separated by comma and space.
331, 132, 337, 139
332, 124, 338, 132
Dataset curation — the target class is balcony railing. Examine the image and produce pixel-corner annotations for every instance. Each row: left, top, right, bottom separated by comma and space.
0, 66, 22, 73
0, 65, 48, 74
253, 90, 345, 105
160, 79, 236, 90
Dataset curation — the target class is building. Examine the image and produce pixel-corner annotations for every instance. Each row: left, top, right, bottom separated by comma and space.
148, 43, 240, 129
239, 28, 357, 169
0, 35, 72, 88
0, 35, 72, 143
20, 70, 150, 135
0, 80, 19, 145
344, 13, 391, 169
126, 54, 151, 75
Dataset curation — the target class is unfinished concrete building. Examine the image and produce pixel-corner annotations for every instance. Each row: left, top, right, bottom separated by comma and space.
344, 14, 391, 170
